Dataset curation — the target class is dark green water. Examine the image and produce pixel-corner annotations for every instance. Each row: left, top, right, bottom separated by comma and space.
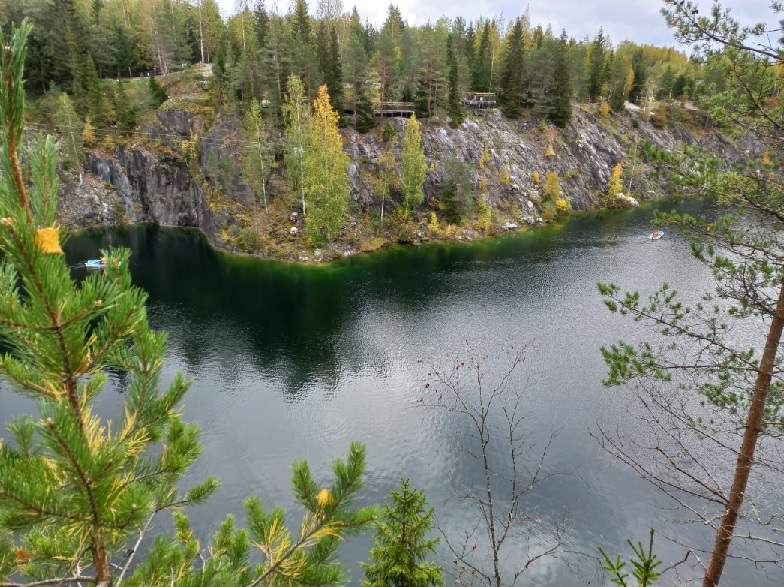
2, 200, 780, 585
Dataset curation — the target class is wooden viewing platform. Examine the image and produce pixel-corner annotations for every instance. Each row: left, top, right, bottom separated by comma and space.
463, 92, 497, 109
374, 101, 415, 117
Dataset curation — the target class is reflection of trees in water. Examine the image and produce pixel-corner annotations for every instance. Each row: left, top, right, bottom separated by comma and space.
61, 205, 704, 400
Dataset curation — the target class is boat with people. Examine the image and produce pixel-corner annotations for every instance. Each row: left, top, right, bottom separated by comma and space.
648, 230, 665, 240
84, 258, 107, 270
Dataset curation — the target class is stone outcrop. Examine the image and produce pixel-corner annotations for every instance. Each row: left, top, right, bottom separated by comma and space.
55, 98, 761, 253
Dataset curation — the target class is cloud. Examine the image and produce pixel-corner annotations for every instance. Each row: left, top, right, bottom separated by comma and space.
217, 0, 778, 49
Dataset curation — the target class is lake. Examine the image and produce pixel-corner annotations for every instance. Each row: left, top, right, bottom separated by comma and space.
2, 199, 781, 585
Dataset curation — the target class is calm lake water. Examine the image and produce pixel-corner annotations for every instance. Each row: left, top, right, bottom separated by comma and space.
2, 199, 781, 585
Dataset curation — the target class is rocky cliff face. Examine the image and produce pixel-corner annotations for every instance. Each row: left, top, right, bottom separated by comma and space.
56, 99, 760, 253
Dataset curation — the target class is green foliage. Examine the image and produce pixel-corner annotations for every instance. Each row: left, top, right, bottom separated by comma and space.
114, 80, 137, 136
361, 479, 443, 587
283, 74, 311, 216
401, 115, 426, 212
600, 4, 784, 584
303, 85, 350, 245
53, 93, 84, 171
125, 442, 377, 587
242, 98, 274, 210
0, 22, 216, 585
598, 529, 662, 587
148, 75, 167, 109
0, 23, 375, 587
381, 121, 397, 143
439, 158, 475, 223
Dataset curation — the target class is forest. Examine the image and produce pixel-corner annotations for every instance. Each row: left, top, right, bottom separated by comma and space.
3, 0, 714, 127
1, 0, 734, 252
0, 1, 783, 586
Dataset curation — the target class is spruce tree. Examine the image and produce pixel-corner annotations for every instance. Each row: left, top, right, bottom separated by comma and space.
586, 28, 606, 100
550, 31, 572, 128
82, 54, 111, 127
446, 35, 464, 128
472, 21, 492, 92
114, 80, 137, 136
361, 479, 443, 587
499, 18, 525, 118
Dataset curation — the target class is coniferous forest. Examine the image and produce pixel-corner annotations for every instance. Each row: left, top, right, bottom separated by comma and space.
0, 1, 783, 586
1, 0, 729, 254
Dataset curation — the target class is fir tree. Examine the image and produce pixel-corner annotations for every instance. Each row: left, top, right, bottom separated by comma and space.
361, 479, 443, 587
327, 25, 344, 124
586, 28, 606, 100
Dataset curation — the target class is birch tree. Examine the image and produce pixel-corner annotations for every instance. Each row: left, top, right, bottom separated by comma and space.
303, 84, 350, 245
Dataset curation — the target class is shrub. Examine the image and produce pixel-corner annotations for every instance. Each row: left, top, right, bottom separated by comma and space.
543, 171, 561, 203
381, 121, 396, 142
440, 158, 475, 223
479, 145, 490, 169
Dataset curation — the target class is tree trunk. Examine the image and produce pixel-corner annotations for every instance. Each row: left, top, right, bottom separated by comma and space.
702, 275, 784, 586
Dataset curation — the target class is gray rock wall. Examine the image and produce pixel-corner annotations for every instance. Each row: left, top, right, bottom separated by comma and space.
56, 103, 758, 247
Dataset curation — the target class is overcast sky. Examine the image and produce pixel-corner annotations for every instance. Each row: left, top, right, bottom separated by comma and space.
216, 1, 777, 49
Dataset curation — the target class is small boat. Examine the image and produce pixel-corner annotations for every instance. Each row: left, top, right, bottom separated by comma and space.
84, 258, 107, 269
648, 230, 664, 240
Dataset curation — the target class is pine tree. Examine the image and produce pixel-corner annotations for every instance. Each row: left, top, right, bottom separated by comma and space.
601, 5, 784, 581
0, 23, 377, 587
303, 85, 350, 245
361, 479, 443, 587
0, 22, 218, 586
401, 114, 426, 212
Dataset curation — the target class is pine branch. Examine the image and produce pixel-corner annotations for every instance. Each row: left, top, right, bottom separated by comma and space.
0, 576, 95, 587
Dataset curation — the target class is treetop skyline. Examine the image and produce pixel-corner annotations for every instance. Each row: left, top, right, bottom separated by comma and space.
214, 0, 776, 49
